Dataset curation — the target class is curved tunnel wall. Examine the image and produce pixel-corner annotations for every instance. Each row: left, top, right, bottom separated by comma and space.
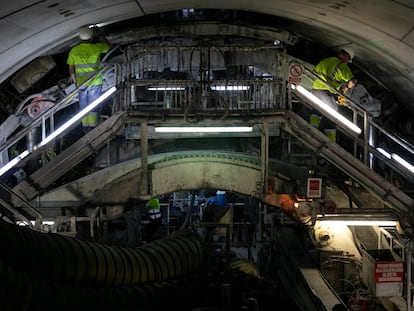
35, 151, 309, 207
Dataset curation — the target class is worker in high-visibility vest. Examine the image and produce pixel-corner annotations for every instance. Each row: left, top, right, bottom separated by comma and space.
147, 197, 162, 220
67, 26, 110, 133
144, 197, 162, 241
310, 48, 356, 142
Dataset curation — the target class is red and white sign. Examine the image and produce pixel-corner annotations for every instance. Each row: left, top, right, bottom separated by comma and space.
288, 63, 303, 83
375, 262, 404, 283
306, 178, 322, 198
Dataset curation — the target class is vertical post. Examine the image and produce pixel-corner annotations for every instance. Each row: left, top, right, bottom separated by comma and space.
407, 241, 412, 311
363, 112, 369, 166
125, 49, 132, 110
140, 121, 149, 196
261, 121, 269, 194
353, 109, 358, 160
41, 115, 46, 140
258, 121, 269, 269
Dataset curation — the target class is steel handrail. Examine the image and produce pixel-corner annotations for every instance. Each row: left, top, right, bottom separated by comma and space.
301, 65, 414, 156
0, 65, 116, 157
297, 64, 414, 186
301, 66, 367, 115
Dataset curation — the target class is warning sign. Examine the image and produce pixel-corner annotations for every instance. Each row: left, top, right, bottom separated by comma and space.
306, 178, 322, 198
375, 262, 404, 283
288, 63, 303, 83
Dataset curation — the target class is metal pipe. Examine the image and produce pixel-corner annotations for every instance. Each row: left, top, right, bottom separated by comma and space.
140, 121, 148, 196
407, 242, 412, 311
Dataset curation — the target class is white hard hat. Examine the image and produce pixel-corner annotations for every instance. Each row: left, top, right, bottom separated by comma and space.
79, 26, 93, 40
341, 47, 354, 62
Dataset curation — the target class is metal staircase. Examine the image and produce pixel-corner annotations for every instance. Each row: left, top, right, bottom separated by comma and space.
10, 111, 127, 204
288, 66, 414, 224
281, 110, 414, 219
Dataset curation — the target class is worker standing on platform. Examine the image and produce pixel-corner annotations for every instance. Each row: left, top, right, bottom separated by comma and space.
310, 48, 356, 142
67, 26, 110, 133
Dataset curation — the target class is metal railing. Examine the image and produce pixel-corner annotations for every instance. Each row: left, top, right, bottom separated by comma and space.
0, 64, 119, 176
291, 65, 414, 189
127, 78, 285, 114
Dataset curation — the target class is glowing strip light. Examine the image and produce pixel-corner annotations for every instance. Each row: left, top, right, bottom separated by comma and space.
319, 220, 398, 227
148, 87, 185, 91
210, 85, 250, 91
154, 126, 253, 133
38, 86, 117, 147
377, 148, 414, 174
391, 153, 414, 173
292, 84, 362, 134
0, 150, 29, 176
376, 147, 391, 159
0, 87, 116, 177
29, 220, 55, 226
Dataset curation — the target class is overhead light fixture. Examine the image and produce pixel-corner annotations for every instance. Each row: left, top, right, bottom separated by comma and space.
292, 84, 362, 135
154, 126, 253, 133
318, 220, 398, 227
38, 86, 117, 147
0, 150, 29, 176
210, 85, 250, 91
148, 87, 185, 91
316, 213, 399, 227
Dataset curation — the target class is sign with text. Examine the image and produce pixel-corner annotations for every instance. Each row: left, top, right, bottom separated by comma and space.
375, 262, 404, 283
306, 178, 322, 198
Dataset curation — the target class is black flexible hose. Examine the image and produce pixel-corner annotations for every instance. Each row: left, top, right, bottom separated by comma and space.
0, 219, 204, 287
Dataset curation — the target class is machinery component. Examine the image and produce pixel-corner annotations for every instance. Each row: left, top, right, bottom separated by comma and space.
10, 56, 56, 94
26, 97, 55, 119
314, 226, 334, 246
348, 84, 382, 117
226, 257, 261, 278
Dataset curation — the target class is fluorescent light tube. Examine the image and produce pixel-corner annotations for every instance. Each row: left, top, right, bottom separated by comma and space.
377, 148, 391, 159
148, 87, 185, 91
319, 220, 397, 227
154, 126, 253, 133
0, 150, 29, 176
211, 85, 250, 91
391, 153, 414, 173
38, 86, 116, 147
293, 85, 362, 134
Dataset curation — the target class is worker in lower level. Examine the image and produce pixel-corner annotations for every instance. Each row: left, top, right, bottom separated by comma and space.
143, 197, 162, 241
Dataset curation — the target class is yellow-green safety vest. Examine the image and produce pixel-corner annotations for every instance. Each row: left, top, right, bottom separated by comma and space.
67, 42, 109, 86
312, 56, 354, 93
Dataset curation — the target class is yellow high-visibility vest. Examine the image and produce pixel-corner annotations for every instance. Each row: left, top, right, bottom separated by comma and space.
312, 56, 354, 93
67, 42, 109, 86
